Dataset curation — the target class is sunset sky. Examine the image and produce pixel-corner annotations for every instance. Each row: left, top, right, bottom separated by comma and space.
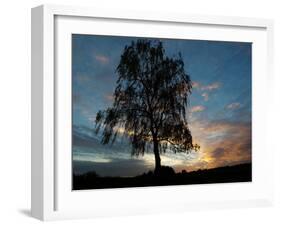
72, 34, 252, 177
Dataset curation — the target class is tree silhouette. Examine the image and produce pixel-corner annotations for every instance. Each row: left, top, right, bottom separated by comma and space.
95, 39, 199, 173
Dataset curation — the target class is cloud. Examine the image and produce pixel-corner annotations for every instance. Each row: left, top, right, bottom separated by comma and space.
192, 82, 221, 102
189, 119, 251, 170
73, 158, 151, 177
211, 147, 226, 158
226, 102, 241, 110
201, 92, 209, 101
94, 54, 109, 64
191, 105, 206, 113
192, 81, 221, 91
202, 82, 220, 91
73, 117, 252, 175
192, 81, 200, 88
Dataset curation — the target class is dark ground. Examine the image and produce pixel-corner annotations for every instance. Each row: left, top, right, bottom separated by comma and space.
73, 163, 252, 190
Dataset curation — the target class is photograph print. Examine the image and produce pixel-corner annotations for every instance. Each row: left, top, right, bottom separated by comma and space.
72, 34, 252, 190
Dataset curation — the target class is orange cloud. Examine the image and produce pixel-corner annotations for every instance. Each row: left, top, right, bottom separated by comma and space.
187, 119, 251, 171
191, 105, 206, 113
192, 81, 200, 88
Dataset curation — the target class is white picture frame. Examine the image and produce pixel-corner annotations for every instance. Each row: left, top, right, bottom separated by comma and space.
31, 4, 274, 221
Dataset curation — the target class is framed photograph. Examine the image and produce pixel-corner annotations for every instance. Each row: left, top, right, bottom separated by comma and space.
31, 4, 274, 221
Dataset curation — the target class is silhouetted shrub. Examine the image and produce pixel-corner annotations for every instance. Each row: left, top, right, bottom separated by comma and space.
155, 166, 175, 177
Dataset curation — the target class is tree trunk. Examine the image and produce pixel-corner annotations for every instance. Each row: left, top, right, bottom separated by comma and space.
153, 137, 161, 174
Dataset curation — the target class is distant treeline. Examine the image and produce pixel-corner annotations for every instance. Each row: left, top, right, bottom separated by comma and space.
73, 163, 252, 190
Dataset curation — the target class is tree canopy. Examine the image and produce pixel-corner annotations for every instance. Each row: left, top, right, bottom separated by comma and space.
95, 39, 199, 172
